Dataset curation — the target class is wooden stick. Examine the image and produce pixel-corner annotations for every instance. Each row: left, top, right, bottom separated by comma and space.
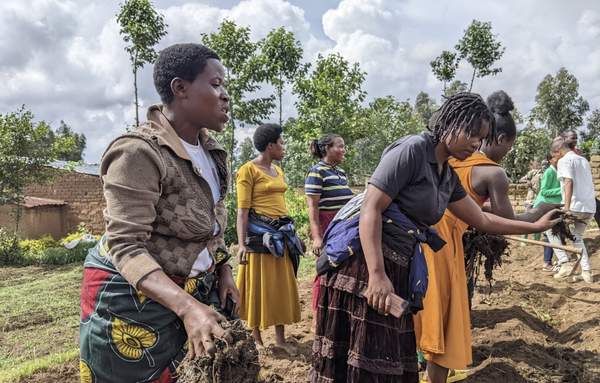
504, 235, 583, 255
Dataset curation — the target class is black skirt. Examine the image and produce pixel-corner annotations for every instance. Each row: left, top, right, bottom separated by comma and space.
311, 244, 419, 383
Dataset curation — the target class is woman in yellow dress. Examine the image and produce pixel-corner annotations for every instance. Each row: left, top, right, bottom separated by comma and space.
236, 123, 301, 354
414, 90, 521, 383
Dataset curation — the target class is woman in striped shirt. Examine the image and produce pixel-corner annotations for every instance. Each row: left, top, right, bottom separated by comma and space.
304, 134, 354, 329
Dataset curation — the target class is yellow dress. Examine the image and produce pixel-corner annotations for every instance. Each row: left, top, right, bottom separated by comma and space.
414, 152, 498, 369
235, 162, 301, 330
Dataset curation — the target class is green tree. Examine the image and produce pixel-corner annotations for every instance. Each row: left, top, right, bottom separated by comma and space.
445, 80, 468, 97
583, 108, 600, 141
202, 20, 275, 170
281, 119, 314, 187
117, 0, 167, 127
345, 96, 425, 184
456, 20, 505, 91
531, 67, 590, 137
414, 92, 437, 127
234, 137, 257, 170
293, 53, 366, 142
260, 27, 304, 127
0, 107, 56, 234
501, 125, 553, 181
430, 50, 459, 94
52, 121, 87, 162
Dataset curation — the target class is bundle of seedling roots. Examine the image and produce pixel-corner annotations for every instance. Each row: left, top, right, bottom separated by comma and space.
176, 319, 260, 383
463, 203, 574, 291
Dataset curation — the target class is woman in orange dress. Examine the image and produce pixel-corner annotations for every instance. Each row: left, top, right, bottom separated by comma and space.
414, 91, 521, 382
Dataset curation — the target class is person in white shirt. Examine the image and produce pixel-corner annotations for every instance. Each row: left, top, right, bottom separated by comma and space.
549, 136, 596, 283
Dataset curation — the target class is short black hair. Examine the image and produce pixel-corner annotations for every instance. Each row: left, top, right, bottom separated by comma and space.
429, 92, 496, 145
253, 123, 282, 152
153, 43, 220, 104
487, 90, 516, 139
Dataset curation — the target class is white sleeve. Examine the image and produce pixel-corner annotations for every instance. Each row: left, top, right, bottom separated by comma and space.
557, 156, 574, 180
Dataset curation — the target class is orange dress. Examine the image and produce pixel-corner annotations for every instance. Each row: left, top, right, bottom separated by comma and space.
414, 152, 498, 369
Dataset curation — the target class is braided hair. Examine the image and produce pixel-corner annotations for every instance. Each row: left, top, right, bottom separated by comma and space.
429, 92, 496, 145
310, 133, 341, 159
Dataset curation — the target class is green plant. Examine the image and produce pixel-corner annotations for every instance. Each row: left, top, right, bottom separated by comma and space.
285, 189, 309, 240
39, 243, 94, 265
224, 192, 238, 246
60, 223, 100, 245
0, 228, 21, 265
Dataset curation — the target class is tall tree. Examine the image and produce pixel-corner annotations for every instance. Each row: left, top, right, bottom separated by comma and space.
117, 0, 167, 127
52, 121, 87, 162
501, 124, 553, 181
445, 80, 468, 97
584, 109, 600, 141
346, 96, 425, 184
430, 50, 459, 94
0, 107, 56, 234
531, 67, 590, 137
414, 92, 437, 127
234, 137, 257, 170
202, 20, 275, 170
293, 53, 366, 142
260, 27, 304, 127
456, 20, 505, 91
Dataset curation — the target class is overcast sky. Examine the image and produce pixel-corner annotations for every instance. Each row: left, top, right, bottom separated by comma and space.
1, 0, 599, 163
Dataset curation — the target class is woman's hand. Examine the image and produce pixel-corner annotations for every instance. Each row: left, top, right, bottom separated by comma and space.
179, 300, 229, 359
237, 244, 249, 265
312, 236, 323, 256
533, 208, 564, 232
363, 271, 394, 316
218, 265, 240, 314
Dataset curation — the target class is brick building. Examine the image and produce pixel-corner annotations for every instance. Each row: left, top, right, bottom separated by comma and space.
0, 161, 105, 239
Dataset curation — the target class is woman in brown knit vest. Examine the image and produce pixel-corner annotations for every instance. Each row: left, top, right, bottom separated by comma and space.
79, 43, 239, 383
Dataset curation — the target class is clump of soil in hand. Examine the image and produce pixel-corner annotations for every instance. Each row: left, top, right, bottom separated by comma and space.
177, 320, 260, 383
463, 229, 510, 286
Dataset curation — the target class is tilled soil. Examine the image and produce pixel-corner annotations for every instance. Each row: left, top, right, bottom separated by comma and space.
18, 235, 600, 383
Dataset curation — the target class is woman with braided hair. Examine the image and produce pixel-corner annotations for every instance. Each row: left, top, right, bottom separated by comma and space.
311, 92, 561, 383
414, 90, 524, 383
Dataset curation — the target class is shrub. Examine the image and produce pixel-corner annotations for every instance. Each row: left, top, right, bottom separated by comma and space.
0, 228, 22, 265
285, 189, 309, 240
39, 242, 95, 265
0, 225, 98, 266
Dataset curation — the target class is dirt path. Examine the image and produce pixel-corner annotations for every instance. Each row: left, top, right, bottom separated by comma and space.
18, 236, 600, 382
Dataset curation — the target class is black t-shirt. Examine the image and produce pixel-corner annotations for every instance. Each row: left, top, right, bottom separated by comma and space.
369, 133, 467, 228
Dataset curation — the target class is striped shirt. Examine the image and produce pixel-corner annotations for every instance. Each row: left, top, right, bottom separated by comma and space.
304, 161, 354, 210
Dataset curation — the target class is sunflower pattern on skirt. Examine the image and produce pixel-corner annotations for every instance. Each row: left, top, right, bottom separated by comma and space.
79, 239, 233, 383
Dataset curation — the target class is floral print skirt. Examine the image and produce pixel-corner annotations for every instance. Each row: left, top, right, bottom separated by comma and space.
79, 239, 225, 383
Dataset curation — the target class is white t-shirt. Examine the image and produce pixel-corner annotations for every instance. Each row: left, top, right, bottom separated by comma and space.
556, 151, 596, 213
180, 138, 221, 276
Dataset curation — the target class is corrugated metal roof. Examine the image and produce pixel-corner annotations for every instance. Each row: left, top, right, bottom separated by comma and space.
22, 196, 67, 208
49, 160, 100, 176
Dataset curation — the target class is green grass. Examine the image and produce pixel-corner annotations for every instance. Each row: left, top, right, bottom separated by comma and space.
0, 264, 82, 382
0, 255, 316, 382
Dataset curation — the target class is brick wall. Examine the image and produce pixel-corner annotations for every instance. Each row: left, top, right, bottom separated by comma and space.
591, 155, 600, 198
25, 170, 105, 234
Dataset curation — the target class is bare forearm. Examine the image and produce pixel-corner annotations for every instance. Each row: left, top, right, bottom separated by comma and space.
450, 196, 543, 234
307, 204, 322, 240
475, 212, 541, 234
236, 209, 249, 246
138, 269, 197, 317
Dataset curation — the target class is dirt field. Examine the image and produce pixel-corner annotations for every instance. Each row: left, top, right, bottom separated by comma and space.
11, 234, 600, 383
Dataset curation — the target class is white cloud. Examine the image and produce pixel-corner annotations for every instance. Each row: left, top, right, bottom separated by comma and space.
1, 0, 599, 163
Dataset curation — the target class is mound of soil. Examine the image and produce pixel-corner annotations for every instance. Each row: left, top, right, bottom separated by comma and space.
176, 319, 260, 383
